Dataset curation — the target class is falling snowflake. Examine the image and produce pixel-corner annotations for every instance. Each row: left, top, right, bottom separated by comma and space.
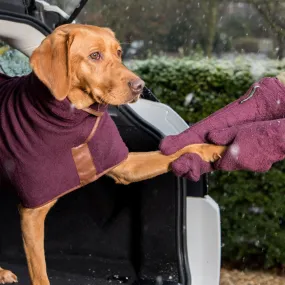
70, 103, 76, 111
184, 93, 194, 106
230, 144, 240, 158
156, 276, 163, 285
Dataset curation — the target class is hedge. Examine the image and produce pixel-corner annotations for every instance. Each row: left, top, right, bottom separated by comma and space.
130, 56, 285, 269
3, 49, 285, 269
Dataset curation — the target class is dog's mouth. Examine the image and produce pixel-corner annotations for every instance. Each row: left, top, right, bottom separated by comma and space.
128, 94, 140, 104
102, 91, 141, 105
85, 88, 140, 106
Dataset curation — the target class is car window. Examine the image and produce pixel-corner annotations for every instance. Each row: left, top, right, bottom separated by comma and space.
0, 40, 31, 76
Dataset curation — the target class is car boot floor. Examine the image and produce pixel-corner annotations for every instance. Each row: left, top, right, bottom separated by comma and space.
1, 257, 137, 285
1, 172, 181, 285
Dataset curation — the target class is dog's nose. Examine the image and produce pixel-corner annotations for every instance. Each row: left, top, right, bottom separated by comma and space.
128, 79, 145, 93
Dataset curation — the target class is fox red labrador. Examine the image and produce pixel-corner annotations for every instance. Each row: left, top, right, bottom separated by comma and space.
0, 24, 225, 284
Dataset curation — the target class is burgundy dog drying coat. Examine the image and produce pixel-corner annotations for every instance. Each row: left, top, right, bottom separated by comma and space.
0, 72, 128, 208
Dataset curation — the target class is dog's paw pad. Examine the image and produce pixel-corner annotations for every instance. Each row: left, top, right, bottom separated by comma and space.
0, 269, 18, 284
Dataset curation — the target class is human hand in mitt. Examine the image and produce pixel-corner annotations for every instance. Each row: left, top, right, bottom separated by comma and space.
207, 119, 285, 172
160, 76, 285, 181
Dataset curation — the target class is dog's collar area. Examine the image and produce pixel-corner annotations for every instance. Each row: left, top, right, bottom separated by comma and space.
83, 102, 109, 116
81, 89, 108, 116
82, 107, 105, 117
29, 72, 108, 119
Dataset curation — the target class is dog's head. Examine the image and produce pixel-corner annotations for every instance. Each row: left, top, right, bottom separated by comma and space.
30, 24, 145, 108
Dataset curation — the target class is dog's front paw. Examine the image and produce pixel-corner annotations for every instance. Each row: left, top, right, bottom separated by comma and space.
0, 268, 18, 284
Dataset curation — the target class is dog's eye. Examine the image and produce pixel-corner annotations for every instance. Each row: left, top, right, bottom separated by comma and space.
89, 52, 101, 60
117, 50, 122, 57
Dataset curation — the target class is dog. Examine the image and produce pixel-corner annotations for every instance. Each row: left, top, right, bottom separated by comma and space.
0, 24, 225, 284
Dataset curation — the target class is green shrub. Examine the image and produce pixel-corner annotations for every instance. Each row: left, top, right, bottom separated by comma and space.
131, 56, 285, 269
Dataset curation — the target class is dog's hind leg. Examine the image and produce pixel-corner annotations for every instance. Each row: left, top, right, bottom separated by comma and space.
0, 267, 18, 283
19, 200, 57, 285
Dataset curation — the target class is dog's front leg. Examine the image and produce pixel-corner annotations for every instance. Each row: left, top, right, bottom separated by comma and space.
19, 200, 57, 285
107, 143, 226, 184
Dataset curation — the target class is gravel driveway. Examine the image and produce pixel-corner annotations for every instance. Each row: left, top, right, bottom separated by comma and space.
220, 268, 285, 285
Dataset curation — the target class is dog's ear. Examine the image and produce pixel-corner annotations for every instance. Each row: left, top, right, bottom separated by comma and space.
30, 28, 74, 101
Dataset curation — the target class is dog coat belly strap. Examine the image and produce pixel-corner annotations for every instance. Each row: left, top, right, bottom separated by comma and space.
71, 117, 101, 185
